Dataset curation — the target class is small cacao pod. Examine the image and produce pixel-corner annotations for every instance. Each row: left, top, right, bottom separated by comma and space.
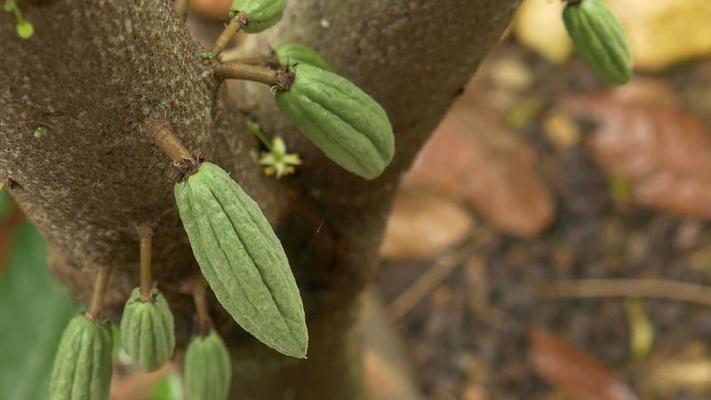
119, 287, 176, 371
562, 0, 633, 85
174, 162, 308, 358
275, 43, 332, 71
184, 330, 232, 400
49, 315, 113, 400
275, 64, 395, 179
230, 0, 286, 34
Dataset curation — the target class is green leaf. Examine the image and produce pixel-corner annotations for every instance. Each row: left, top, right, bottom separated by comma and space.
0, 224, 76, 400
151, 371, 183, 400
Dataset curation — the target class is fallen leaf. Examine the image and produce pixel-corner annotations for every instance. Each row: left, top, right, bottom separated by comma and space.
110, 364, 174, 400
0, 200, 24, 276
608, 0, 711, 71
514, 0, 573, 64
561, 83, 711, 219
408, 97, 554, 238
543, 111, 581, 151
380, 188, 472, 261
191, 0, 232, 19
488, 57, 536, 93
638, 344, 711, 398
529, 329, 639, 400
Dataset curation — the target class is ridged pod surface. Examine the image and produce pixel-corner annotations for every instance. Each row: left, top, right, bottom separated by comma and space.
275, 64, 395, 179
275, 43, 332, 71
230, 0, 286, 33
563, 0, 633, 84
49, 315, 113, 400
119, 288, 175, 371
184, 330, 232, 400
174, 162, 308, 358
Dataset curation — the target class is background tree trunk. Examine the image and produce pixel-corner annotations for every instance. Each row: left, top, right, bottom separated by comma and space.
0, 0, 520, 398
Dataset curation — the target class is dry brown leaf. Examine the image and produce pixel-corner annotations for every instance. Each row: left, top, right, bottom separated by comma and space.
380, 188, 472, 261
0, 206, 24, 277
529, 329, 639, 400
608, 0, 711, 71
191, 0, 232, 19
514, 0, 573, 64
561, 82, 711, 218
407, 97, 554, 238
110, 363, 173, 400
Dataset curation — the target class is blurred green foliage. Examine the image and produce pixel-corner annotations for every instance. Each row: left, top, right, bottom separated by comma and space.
0, 224, 76, 400
0, 190, 11, 218
152, 372, 183, 400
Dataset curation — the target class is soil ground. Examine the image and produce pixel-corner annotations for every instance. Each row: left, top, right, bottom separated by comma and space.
376, 41, 711, 400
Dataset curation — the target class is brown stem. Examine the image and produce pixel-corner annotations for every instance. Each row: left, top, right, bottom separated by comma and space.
215, 63, 292, 89
211, 14, 247, 60
537, 279, 711, 307
86, 266, 112, 319
146, 119, 193, 164
174, 0, 190, 22
192, 277, 212, 334
138, 226, 153, 301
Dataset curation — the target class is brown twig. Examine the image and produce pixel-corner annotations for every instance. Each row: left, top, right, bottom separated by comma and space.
147, 120, 199, 175
192, 277, 213, 334
537, 279, 711, 307
138, 225, 153, 301
386, 249, 472, 321
86, 266, 112, 319
174, 0, 190, 22
215, 63, 293, 90
146, 120, 193, 165
210, 13, 247, 60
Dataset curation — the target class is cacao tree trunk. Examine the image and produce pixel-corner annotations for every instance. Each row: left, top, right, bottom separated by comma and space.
0, 0, 520, 398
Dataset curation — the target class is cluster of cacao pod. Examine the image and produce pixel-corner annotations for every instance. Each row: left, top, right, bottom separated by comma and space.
562, 0, 633, 84
231, 1, 395, 180
175, 0, 394, 362
49, 0, 399, 397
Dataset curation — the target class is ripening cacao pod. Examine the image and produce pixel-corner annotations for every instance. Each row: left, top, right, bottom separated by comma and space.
120, 288, 176, 371
49, 315, 113, 400
275, 64, 395, 179
184, 330, 232, 400
562, 0, 633, 85
275, 43, 332, 71
174, 162, 308, 358
230, 0, 286, 34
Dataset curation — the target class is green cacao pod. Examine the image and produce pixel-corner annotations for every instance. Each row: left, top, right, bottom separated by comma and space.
174, 162, 308, 358
184, 330, 232, 400
275, 43, 332, 71
49, 315, 113, 400
119, 288, 176, 371
230, 0, 285, 34
275, 64, 395, 179
563, 0, 633, 85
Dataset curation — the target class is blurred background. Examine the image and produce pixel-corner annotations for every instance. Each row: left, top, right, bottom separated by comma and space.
3, 0, 711, 399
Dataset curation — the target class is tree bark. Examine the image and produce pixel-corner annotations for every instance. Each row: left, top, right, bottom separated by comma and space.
0, 0, 520, 398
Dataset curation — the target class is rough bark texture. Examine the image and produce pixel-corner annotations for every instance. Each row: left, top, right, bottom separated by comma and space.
0, 0, 519, 398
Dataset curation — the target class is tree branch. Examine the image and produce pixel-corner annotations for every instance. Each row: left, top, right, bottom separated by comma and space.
0, 0, 520, 398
